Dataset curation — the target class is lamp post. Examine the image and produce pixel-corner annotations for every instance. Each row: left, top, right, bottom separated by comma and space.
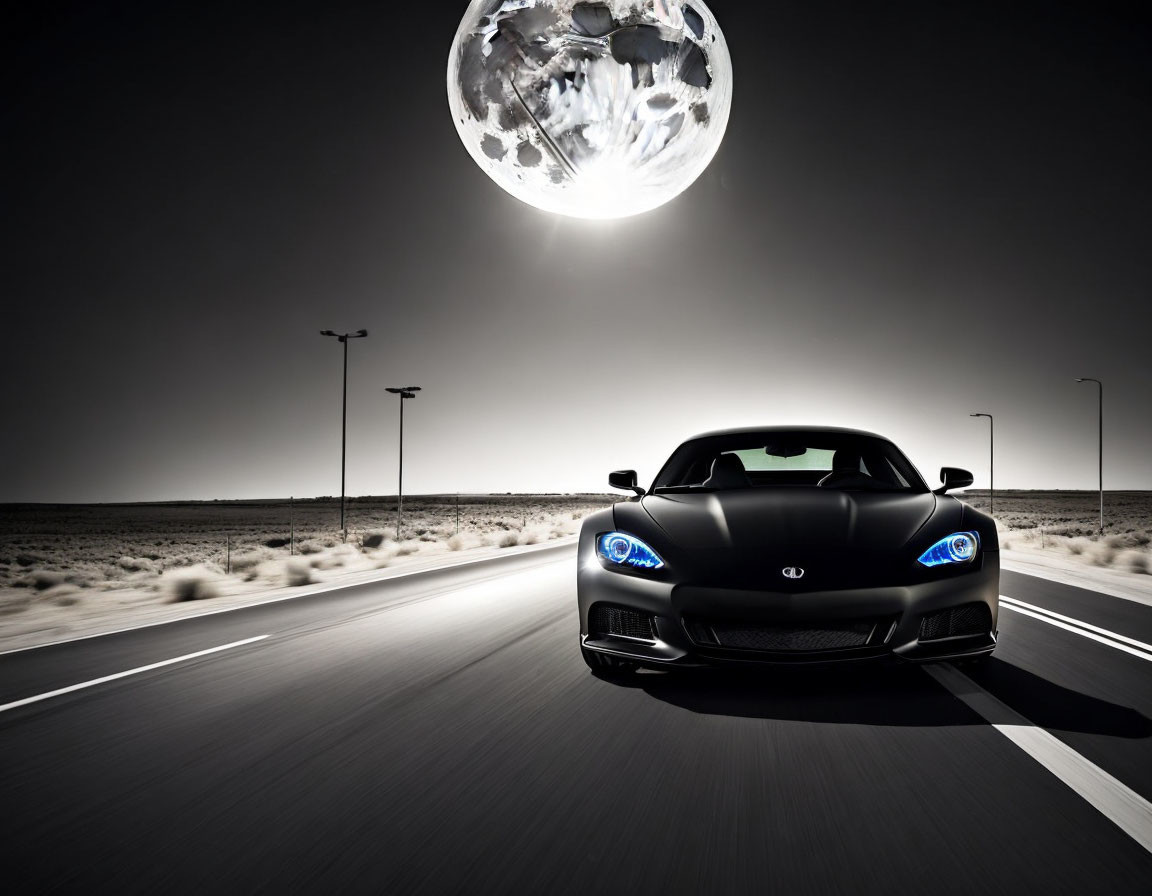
385, 386, 421, 540
969, 413, 994, 515
1075, 377, 1104, 534
321, 329, 368, 542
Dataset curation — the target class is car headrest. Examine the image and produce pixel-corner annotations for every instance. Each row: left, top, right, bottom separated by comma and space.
704, 453, 750, 489
831, 448, 862, 472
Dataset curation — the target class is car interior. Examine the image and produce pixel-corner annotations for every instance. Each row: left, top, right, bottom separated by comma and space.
672, 442, 919, 492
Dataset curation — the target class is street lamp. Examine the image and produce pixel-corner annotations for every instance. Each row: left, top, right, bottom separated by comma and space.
320, 329, 368, 542
1075, 377, 1104, 534
969, 413, 994, 515
385, 386, 421, 541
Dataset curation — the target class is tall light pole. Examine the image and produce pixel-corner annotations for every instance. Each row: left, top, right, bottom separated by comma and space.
1076, 377, 1104, 534
385, 386, 421, 540
969, 413, 994, 515
321, 329, 368, 542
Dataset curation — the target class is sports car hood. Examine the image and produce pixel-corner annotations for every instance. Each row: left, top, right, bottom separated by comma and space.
639, 489, 937, 552
620, 488, 948, 590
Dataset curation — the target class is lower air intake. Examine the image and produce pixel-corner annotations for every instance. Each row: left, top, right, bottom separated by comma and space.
590, 604, 656, 642
688, 620, 875, 652
919, 603, 992, 640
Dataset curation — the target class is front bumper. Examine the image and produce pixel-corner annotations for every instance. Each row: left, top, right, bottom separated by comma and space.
578, 552, 999, 668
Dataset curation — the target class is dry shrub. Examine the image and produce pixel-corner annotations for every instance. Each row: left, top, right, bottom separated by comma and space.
1102, 532, 1152, 551
1091, 545, 1117, 568
42, 584, 82, 606
64, 571, 97, 589
117, 556, 157, 574
1067, 539, 1088, 556
263, 537, 291, 548
165, 565, 223, 602
361, 532, 387, 550
29, 570, 66, 591
498, 532, 519, 548
284, 558, 315, 587
1119, 551, 1150, 575
446, 534, 465, 552
229, 551, 268, 580
297, 541, 324, 555
309, 544, 359, 570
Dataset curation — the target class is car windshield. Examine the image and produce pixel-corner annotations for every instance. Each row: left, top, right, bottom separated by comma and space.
652, 431, 929, 493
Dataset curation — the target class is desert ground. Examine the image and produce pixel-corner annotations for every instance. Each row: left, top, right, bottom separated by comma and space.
0, 491, 1148, 647
0, 495, 615, 618
956, 490, 1151, 574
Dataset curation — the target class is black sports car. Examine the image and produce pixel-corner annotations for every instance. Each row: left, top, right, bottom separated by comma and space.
578, 427, 998, 673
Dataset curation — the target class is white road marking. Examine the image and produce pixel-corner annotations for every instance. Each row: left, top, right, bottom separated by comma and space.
1000, 595, 1152, 652
0, 635, 268, 714
1000, 596, 1152, 662
925, 663, 1152, 854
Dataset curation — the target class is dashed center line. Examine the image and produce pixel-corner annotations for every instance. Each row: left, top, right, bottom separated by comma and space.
0, 635, 269, 714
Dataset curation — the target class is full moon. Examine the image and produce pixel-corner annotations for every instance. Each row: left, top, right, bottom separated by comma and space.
446, 0, 733, 219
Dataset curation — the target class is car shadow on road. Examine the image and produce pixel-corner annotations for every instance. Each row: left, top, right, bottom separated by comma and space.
600, 659, 1152, 738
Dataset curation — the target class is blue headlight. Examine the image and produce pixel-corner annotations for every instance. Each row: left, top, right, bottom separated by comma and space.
918, 531, 980, 567
597, 532, 665, 570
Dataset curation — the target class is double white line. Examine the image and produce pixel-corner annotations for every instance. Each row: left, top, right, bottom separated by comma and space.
999, 596, 1152, 662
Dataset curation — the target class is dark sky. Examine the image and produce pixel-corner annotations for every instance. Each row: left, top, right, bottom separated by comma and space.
4, 0, 1150, 502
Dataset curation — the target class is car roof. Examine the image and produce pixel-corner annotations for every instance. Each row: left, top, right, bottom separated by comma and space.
680, 425, 893, 442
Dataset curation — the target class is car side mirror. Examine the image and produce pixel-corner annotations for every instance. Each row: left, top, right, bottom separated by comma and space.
608, 470, 646, 497
935, 467, 974, 494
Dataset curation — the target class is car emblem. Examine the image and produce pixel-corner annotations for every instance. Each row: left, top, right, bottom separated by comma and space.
782, 567, 805, 579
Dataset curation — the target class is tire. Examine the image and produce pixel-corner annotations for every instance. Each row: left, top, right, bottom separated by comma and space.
581, 643, 639, 676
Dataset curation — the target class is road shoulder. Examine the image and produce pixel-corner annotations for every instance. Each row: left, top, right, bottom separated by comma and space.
1001, 548, 1152, 608
0, 538, 578, 655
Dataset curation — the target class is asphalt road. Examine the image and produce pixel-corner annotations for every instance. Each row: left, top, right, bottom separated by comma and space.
2, 546, 1151, 894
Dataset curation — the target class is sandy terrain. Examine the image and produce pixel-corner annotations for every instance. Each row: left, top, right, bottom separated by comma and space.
0, 495, 615, 650
957, 490, 1152, 577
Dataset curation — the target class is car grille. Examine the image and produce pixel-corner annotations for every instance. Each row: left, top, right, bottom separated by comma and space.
685, 619, 882, 652
589, 604, 656, 642
919, 603, 992, 640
